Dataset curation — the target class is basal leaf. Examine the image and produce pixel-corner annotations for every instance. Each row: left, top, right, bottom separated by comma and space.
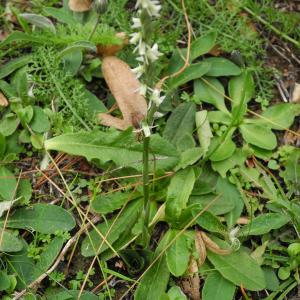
0, 55, 32, 79
163, 103, 196, 151
81, 199, 142, 257
239, 213, 291, 236
30, 106, 50, 133
194, 77, 228, 113
0, 166, 17, 200
175, 147, 203, 170
196, 110, 213, 155
167, 286, 187, 300
45, 130, 179, 171
202, 271, 235, 300
207, 244, 266, 291
254, 103, 300, 130
1, 203, 75, 234
0, 228, 23, 252
0, 271, 10, 291
168, 62, 210, 90
166, 230, 191, 276
20, 13, 56, 33
165, 168, 195, 222
204, 58, 241, 77
240, 123, 277, 150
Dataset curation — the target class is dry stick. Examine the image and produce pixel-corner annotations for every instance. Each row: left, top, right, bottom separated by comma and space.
200, 77, 300, 138
119, 194, 222, 300
12, 215, 101, 300
155, 0, 192, 91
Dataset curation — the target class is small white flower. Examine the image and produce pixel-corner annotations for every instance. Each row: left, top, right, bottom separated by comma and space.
129, 31, 142, 45
142, 123, 151, 137
137, 41, 147, 56
150, 89, 165, 107
131, 17, 142, 29
132, 64, 145, 79
135, 0, 161, 17
146, 43, 162, 62
136, 56, 145, 63
229, 227, 241, 249
28, 85, 35, 98
139, 84, 148, 96
153, 111, 164, 119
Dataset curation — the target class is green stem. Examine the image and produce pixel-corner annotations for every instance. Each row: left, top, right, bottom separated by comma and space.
143, 136, 150, 225
88, 17, 100, 41
243, 6, 300, 49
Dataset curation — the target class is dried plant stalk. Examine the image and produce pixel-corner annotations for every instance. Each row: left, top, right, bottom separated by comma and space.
201, 231, 231, 255
0, 92, 8, 107
68, 0, 92, 12
98, 56, 147, 130
195, 229, 207, 266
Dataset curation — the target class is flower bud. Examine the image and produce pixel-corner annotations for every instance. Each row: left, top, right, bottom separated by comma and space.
93, 0, 108, 14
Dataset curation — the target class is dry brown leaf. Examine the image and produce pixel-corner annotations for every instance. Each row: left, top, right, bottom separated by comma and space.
98, 56, 147, 130
97, 32, 128, 57
292, 83, 300, 103
181, 258, 201, 300
68, 0, 92, 12
0, 92, 9, 107
201, 231, 231, 255
195, 229, 206, 266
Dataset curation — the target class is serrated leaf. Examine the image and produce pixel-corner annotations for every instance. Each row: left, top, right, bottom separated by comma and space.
1, 203, 75, 233
204, 58, 241, 77
240, 123, 277, 150
239, 213, 290, 236
194, 77, 228, 113
45, 130, 179, 171
202, 271, 236, 300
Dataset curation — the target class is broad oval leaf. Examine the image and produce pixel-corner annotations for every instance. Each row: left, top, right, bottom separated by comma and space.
196, 110, 213, 155
239, 213, 291, 236
0, 271, 10, 291
204, 58, 241, 77
240, 123, 277, 150
168, 62, 211, 90
1, 203, 75, 234
253, 103, 300, 130
207, 246, 266, 291
167, 286, 187, 300
45, 130, 179, 171
166, 230, 191, 276
202, 271, 236, 300
30, 106, 50, 133
194, 77, 228, 113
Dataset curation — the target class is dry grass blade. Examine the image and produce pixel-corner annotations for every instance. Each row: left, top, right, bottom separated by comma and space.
195, 228, 207, 266
0, 92, 9, 107
68, 0, 92, 12
98, 56, 147, 130
200, 231, 231, 255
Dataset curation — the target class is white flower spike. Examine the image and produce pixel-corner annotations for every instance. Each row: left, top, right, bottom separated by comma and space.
150, 89, 165, 107
135, 0, 161, 17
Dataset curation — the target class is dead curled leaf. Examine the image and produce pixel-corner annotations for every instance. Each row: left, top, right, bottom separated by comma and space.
180, 258, 201, 300
98, 56, 148, 130
195, 229, 206, 266
68, 0, 92, 12
0, 92, 9, 107
200, 231, 231, 255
